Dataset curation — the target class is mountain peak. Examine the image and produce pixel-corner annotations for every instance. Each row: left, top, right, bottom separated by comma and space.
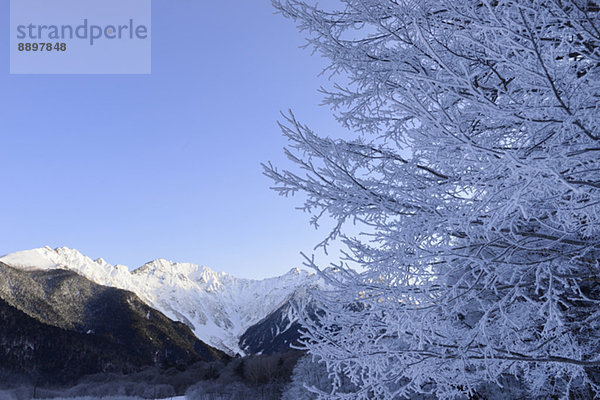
0, 246, 75, 270
288, 267, 301, 275
133, 258, 202, 276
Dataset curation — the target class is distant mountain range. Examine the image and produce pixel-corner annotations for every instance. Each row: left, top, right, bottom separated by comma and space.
0, 247, 322, 358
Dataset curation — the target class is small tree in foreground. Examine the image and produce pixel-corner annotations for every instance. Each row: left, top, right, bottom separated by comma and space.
265, 0, 600, 398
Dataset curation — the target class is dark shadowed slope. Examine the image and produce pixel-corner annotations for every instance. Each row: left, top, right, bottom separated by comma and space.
239, 300, 304, 355
239, 292, 320, 355
0, 261, 228, 383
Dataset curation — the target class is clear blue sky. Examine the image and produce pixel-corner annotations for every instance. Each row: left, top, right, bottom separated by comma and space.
0, 1, 350, 278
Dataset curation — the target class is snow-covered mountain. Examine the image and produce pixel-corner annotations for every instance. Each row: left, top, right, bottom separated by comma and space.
239, 286, 316, 355
0, 246, 320, 355
0, 261, 226, 383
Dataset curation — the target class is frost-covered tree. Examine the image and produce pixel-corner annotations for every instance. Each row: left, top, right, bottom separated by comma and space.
265, 0, 600, 398
281, 355, 329, 400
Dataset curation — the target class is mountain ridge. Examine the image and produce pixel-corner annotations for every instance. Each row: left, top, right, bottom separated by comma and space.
0, 247, 321, 355
0, 261, 227, 383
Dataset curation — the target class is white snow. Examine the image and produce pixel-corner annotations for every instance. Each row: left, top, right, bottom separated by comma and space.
0, 247, 319, 355
0, 246, 68, 270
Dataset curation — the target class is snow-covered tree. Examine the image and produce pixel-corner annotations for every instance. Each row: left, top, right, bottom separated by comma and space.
281, 355, 330, 400
265, 0, 600, 398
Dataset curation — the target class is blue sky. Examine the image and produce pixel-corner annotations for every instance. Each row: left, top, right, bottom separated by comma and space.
0, 1, 350, 278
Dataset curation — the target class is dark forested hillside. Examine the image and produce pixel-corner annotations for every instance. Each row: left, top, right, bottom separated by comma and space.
240, 301, 304, 355
0, 262, 227, 384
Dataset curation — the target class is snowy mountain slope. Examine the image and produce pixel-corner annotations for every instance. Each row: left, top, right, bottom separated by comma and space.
0, 260, 226, 383
239, 285, 317, 355
0, 246, 320, 355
